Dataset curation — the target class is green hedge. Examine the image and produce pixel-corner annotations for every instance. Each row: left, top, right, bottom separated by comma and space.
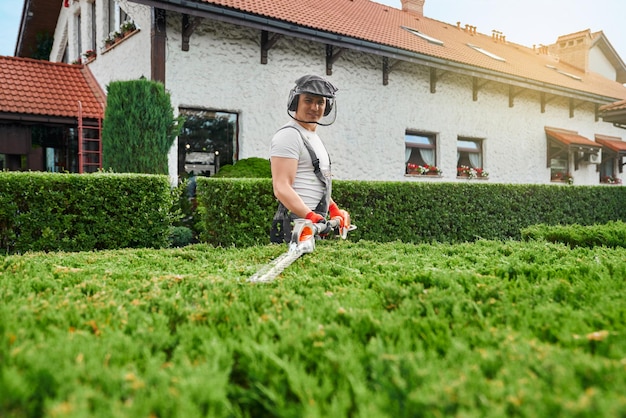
196, 178, 626, 247
521, 220, 626, 248
0, 172, 172, 253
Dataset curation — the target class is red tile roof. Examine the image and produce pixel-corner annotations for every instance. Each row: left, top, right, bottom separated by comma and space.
545, 127, 600, 148
0, 56, 105, 120
599, 99, 626, 112
194, 0, 626, 100
595, 134, 626, 152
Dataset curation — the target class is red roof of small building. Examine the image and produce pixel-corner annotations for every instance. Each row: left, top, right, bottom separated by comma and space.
0, 56, 105, 120
191, 0, 626, 100
595, 134, 626, 152
545, 127, 601, 148
599, 99, 626, 112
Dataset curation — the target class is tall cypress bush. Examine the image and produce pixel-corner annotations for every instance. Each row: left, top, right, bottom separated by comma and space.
102, 79, 182, 174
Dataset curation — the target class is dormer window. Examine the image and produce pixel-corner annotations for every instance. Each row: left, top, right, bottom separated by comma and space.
546, 65, 582, 81
467, 44, 505, 62
402, 26, 444, 46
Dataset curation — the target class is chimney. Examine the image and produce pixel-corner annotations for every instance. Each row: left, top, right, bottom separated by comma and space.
401, 0, 425, 16
549, 30, 592, 73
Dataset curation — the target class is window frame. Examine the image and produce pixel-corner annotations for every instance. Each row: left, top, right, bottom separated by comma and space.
177, 108, 239, 178
404, 131, 438, 175
457, 137, 487, 178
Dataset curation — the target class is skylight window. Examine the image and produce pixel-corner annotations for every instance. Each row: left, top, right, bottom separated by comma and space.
402, 26, 444, 46
546, 65, 582, 81
467, 43, 506, 62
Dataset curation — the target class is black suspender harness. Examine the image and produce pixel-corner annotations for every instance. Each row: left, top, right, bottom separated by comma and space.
270, 126, 332, 244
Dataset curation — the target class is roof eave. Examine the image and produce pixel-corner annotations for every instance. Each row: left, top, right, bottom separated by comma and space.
129, 0, 622, 105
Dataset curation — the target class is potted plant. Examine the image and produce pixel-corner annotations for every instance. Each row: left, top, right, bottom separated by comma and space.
104, 33, 116, 48
82, 49, 96, 62
120, 20, 137, 36
551, 172, 573, 184
601, 175, 622, 184
407, 163, 442, 175
457, 165, 488, 179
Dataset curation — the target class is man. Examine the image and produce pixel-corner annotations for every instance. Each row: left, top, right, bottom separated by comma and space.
269, 74, 349, 244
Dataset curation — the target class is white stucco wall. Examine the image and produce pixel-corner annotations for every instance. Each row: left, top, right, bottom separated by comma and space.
589, 45, 617, 82
163, 15, 626, 185
51, 3, 626, 186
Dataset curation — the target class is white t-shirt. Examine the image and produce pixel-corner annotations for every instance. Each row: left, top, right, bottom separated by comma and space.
269, 121, 331, 210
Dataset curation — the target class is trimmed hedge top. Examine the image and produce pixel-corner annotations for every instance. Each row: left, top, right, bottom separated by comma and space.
196, 178, 626, 247
0, 172, 172, 254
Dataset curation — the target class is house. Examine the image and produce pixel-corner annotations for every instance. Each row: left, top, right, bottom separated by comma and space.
9, 0, 626, 185
0, 56, 105, 172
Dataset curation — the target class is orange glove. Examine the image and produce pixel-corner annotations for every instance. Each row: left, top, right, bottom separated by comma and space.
305, 211, 325, 223
329, 203, 347, 227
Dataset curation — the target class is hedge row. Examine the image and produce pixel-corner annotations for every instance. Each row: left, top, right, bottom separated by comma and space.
0, 172, 172, 254
196, 178, 626, 247
521, 220, 626, 249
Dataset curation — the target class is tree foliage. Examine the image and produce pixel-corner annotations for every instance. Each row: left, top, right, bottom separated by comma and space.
102, 79, 182, 174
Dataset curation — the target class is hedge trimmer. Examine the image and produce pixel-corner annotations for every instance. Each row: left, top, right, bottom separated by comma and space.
248, 213, 356, 283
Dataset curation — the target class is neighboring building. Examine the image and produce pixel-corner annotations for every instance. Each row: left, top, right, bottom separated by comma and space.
0, 56, 105, 172
8, 0, 626, 185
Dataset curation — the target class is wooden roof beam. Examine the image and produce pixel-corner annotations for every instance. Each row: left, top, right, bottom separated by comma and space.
326, 45, 345, 76
472, 77, 489, 101
182, 14, 202, 51
382, 57, 401, 85
261, 31, 283, 64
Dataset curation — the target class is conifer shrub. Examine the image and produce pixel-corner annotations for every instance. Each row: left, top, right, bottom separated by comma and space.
102, 78, 182, 174
213, 157, 271, 178
521, 220, 626, 248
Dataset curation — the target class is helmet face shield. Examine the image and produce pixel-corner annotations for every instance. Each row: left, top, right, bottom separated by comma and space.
288, 75, 338, 126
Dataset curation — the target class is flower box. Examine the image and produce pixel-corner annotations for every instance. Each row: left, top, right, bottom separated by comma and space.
457, 165, 488, 179
551, 172, 573, 184
406, 163, 442, 176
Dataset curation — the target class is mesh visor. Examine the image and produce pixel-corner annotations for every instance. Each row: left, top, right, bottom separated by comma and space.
288, 75, 338, 126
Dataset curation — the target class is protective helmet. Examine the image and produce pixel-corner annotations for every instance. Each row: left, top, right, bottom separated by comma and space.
287, 75, 338, 124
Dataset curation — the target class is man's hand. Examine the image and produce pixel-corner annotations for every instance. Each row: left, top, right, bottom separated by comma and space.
305, 211, 325, 223
329, 203, 349, 228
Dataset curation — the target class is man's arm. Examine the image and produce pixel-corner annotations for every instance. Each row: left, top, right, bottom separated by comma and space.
271, 157, 312, 218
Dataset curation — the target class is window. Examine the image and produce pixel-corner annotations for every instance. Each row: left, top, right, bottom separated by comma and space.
402, 26, 444, 46
457, 138, 487, 177
467, 44, 505, 62
108, 0, 128, 33
405, 132, 437, 174
90, 1, 97, 52
76, 12, 82, 59
178, 109, 239, 177
548, 142, 570, 182
545, 65, 582, 81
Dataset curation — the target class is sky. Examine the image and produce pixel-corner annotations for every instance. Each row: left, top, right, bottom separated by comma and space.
381, 0, 626, 61
1, 0, 625, 61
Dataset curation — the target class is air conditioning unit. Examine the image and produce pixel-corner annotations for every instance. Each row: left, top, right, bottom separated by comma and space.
587, 151, 601, 164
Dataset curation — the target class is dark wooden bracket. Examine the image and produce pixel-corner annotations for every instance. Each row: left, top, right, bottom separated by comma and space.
472, 77, 489, 101
540, 92, 557, 113
182, 14, 202, 51
594, 103, 600, 122
569, 98, 585, 118
260, 31, 283, 64
382, 57, 400, 86
429, 67, 446, 93
508, 86, 524, 108
326, 45, 344, 76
